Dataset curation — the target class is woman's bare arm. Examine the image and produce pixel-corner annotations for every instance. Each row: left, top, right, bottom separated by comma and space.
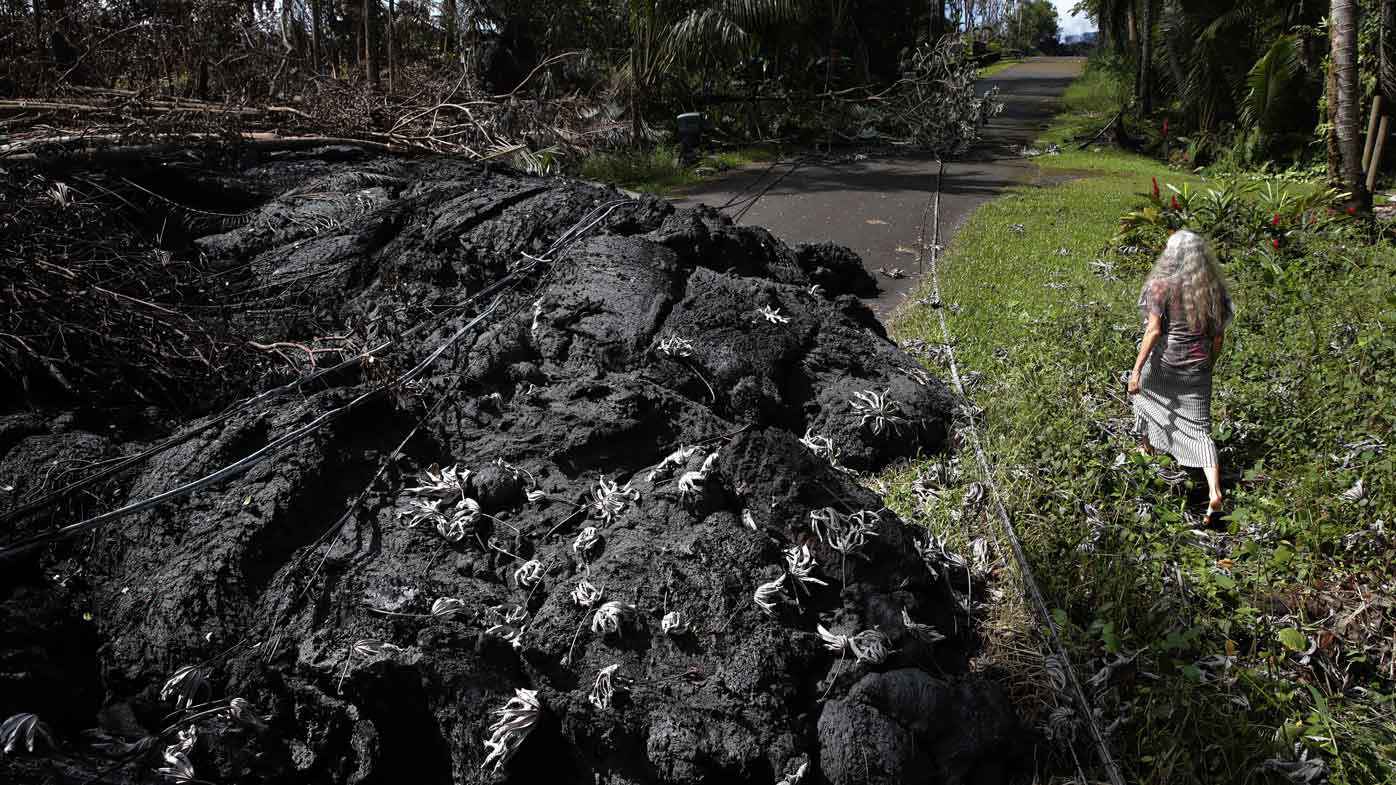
1128, 312, 1164, 395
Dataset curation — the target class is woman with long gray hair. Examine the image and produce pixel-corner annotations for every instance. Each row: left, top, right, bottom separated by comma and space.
1128, 230, 1234, 525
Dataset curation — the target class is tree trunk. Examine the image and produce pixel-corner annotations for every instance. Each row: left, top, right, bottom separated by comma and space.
1333, 0, 1370, 205
442, 0, 456, 54
630, 45, 642, 145
386, 0, 395, 93
310, 0, 322, 74
364, 0, 379, 86
1138, 0, 1154, 112
1327, 54, 1341, 183
32, 0, 44, 62
280, 0, 294, 57
1382, 0, 1396, 108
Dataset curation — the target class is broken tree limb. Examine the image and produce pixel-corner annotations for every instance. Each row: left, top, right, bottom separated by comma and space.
1079, 109, 1123, 150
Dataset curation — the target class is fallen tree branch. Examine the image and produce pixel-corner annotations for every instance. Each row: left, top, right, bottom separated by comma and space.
1, 132, 408, 162
1078, 109, 1122, 150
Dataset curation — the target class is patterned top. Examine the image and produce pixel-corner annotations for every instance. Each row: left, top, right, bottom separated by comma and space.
1138, 279, 1234, 374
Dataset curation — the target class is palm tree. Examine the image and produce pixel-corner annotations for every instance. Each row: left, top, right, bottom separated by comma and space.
1331, 0, 1368, 205
1138, 0, 1156, 112
1381, 0, 1396, 109
626, 0, 810, 144
363, 0, 379, 86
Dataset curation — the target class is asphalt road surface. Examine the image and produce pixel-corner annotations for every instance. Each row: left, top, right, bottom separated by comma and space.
669, 57, 1085, 321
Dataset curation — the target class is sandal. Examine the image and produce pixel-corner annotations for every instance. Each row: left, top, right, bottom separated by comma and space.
1203, 504, 1225, 528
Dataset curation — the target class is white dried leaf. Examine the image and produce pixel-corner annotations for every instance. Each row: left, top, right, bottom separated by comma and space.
647, 445, 701, 482
1260, 748, 1330, 784
571, 578, 603, 608
430, 597, 468, 619
776, 761, 809, 785
160, 665, 209, 710
677, 470, 706, 498
591, 476, 639, 523
489, 603, 528, 626
1044, 704, 1077, 741
486, 624, 525, 649
661, 610, 690, 636
435, 498, 482, 542
916, 533, 966, 579
657, 334, 695, 358
0, 713, 53, 756
481, 689, 542, 773
799, 428, 839, 462
351, 639, 403, 659
591, 601, 634, 636
901, 608, 945, 644
405, 464, 470, 499
812, 508, 880, 557
588, 664, 622, 710
1340, 478, 1366, 502
753, 574, 786, 616
573, 526, 602, 559
784, 544, 828, 595
756, 305, 790, 324
513, 560, 545, 589
158, 749, 197, 782
847, 629, 891, 664
817, 624, 890, 664
225, 697, 269, 729
849, 389, 907, 436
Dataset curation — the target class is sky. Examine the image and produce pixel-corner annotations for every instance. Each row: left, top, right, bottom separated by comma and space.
1052, 0, 1096, 38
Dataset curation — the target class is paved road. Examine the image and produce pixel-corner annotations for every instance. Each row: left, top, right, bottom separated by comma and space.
669, 57, 1084, 320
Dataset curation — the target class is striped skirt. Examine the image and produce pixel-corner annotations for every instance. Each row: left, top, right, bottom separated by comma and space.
1132, 355, 1219, 468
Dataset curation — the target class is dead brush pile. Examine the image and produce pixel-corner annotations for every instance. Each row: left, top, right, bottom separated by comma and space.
0, 54, 628, 169
0, 170, 258, 411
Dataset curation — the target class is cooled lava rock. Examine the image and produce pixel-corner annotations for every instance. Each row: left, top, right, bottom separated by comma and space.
0, 153, 1025, 784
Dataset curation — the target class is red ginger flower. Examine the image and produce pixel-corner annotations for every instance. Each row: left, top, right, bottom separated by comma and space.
1272, 212, 1281, 227
1272, 238, 1280, 249
1169, 194, 1180, 210
1151, 177, 1160, 198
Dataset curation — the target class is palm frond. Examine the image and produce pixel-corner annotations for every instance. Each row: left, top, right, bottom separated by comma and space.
667, 0, 809, 68
669, 8, 755, 65
1241, 35, 1301, 130
717, 0, 810, 28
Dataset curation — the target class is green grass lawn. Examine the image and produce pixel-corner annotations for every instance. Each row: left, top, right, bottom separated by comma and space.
886, 63, 1396, 785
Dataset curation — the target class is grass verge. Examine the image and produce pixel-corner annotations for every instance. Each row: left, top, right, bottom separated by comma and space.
575, 144, 782, 195
886, 65, 1396, 785
979, 57, 1026, 78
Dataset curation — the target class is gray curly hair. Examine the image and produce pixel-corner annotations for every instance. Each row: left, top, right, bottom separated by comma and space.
1143, 230, 1231, 334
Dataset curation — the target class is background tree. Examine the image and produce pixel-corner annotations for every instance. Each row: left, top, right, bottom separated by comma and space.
1007, 0, 1060, 52
1331, 0, 1368, 203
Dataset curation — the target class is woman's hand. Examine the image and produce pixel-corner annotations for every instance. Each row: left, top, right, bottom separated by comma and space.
1130, 312, 1163, 397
